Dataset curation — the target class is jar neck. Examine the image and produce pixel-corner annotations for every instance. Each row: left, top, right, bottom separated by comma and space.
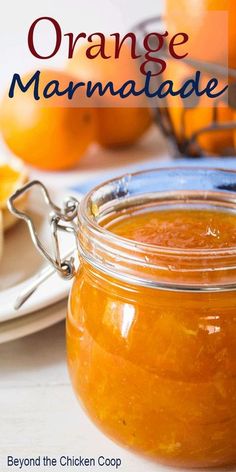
77, 168, 236, 292
78, 212, 236, 293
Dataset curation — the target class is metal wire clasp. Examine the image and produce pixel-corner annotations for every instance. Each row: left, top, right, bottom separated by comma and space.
8, 180, 80, 279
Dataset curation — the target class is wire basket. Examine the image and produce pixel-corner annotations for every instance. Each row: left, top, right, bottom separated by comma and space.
134, 16, 236, 158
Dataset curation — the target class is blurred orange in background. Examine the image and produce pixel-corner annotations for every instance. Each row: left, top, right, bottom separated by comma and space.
68, 38, 153, 148
0, 70, 96, 171
165, 0, 236, 155
166, 0, 236, 68
165, 60, 234, 155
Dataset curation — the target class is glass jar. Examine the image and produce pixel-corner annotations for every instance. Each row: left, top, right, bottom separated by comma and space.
9, 168, 236, 468
66, 168, 236, 469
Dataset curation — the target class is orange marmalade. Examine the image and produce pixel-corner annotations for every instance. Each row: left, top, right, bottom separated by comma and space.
67, 168, 236, 468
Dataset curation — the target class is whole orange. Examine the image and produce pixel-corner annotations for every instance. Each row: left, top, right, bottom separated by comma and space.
166, 0, 236, 68
0, 69, 95, 171
165, 60, 234, 155
67, 39, 152, 148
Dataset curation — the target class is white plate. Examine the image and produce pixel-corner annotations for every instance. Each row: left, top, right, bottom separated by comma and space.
0, 299, 67, 344
0, 186, 81, 323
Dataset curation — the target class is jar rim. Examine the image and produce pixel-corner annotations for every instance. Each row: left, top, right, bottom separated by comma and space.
79, 166, 236, 258
78, 167, 236, 291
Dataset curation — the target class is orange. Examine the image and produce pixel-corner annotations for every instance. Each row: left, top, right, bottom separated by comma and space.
0, 156, 28, 231
94, 107, 152, 148
67, 39, 152, 148
166, 0, 236, 69
164, 60, 234, 155
0, 69, 96, 171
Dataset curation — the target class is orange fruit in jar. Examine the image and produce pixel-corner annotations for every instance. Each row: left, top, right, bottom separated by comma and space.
0, 69, 96, 171
166, 0, 236, 68
67, 39, 152, 148
165, 60, 234, 155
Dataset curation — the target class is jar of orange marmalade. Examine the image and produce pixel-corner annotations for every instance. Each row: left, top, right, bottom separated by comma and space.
67, 167, 236, 469
9, 168, 236, 468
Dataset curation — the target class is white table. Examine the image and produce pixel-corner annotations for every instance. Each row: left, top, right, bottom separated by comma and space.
0, 321, 176, 472
0, 321, 235, 472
